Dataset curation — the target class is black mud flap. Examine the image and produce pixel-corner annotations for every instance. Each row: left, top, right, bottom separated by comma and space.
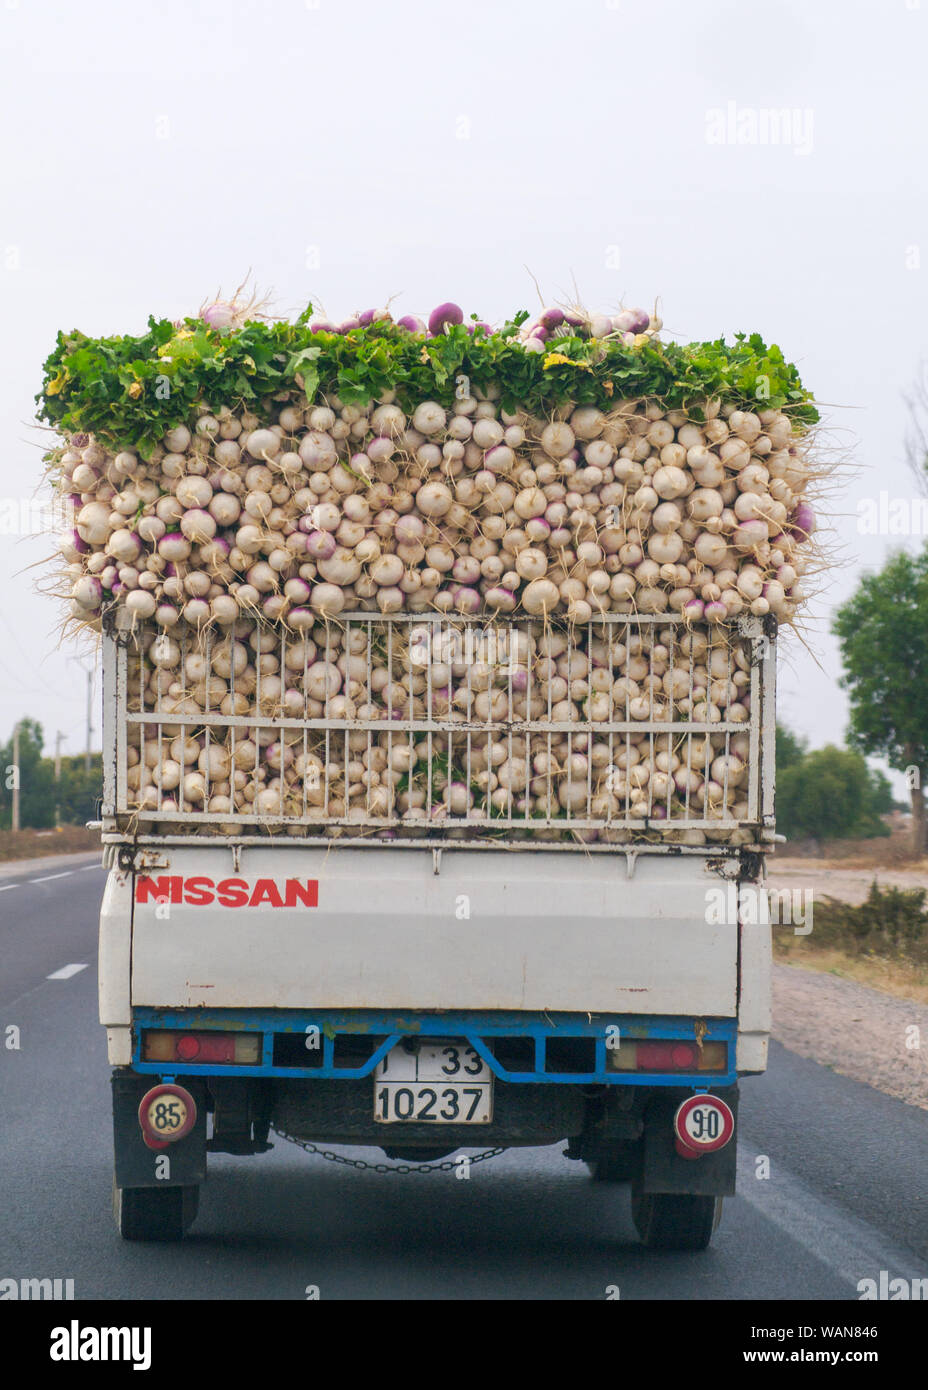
112, 1070, 207, 1189
639, 1085, 738, 1197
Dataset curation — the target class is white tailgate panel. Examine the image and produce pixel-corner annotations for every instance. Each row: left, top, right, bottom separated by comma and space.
130, 848, 738, 1016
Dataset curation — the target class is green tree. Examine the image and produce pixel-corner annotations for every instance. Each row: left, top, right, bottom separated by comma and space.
0, 721, 102, 829
833, 548, 928, 854
775, 724, 807, 771
776, 744, 892, 844
866, 766, 895, 822
56, 753, 103, 825
0, 719, 56, 830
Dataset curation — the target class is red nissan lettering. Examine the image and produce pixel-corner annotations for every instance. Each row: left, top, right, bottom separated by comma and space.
284, 879, 319, 908
216, 878, 250, 908
183, 877, 215, 906
249, 879, 284, 908
136, 876, 181, 905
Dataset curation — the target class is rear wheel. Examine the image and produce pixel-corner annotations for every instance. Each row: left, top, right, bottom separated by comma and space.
631, 1189, 723, 1250
112, 1174, 199, 1241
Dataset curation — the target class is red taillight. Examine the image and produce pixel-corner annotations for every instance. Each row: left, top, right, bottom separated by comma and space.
637, 1041, 699, 1071
608, 1039, 727, 1073
142, 1030, 261, 1064
176, 1033, 235, 1063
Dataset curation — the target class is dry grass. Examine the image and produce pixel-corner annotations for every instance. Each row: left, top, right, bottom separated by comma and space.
0, 825, 100, 863
773, 933, 928, 1005
778, 826, 924, 868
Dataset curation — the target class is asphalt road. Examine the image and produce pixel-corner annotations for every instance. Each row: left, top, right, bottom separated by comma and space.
1, 853, 926, 1301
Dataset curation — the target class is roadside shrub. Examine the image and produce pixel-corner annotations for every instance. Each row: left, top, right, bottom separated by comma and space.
812, 881, 928, 963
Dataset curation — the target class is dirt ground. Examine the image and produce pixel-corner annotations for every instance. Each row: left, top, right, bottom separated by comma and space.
775, 825, 922, 867
772, 963, 928, 1110
766, 856, 928, 907
0, 825, 100, 862
764, 852, 928, 1106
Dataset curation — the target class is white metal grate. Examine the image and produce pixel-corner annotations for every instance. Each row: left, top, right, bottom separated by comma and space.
103, 611, 776, 847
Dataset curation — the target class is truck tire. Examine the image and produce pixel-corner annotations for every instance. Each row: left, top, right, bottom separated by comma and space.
112, 1174, 199, 1242
631, 1189, 723, 1251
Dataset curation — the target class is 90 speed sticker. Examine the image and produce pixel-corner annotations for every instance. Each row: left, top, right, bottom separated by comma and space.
137, 1083, 197, 1148
673, 1094, 734, 1157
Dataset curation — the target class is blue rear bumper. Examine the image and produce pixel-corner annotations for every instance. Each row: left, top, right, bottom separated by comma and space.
130, 1008, 738, 1088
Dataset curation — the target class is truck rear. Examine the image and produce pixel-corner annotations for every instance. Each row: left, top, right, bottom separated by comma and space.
99, 608, 776, 1250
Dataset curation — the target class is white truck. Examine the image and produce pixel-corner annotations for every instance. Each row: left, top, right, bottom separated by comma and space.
98, 607, 776, 1249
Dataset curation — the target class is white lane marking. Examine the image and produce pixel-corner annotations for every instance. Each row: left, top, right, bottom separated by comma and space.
0, 884, 20, 892
46, 963, 89, 980
79, 863, 104, 871
736, 1150, 925, 1289
30, 872, 73, 883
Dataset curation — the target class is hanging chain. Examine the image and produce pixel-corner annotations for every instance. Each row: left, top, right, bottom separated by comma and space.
271, 1126, 505, 1174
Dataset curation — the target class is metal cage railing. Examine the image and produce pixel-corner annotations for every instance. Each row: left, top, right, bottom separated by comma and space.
102, 610, 776, 848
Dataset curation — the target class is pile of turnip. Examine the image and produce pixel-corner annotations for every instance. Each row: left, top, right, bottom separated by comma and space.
301, 299, 664, 350
518, 303, 662, 351
57, 393, 815, 632
44, 300, 821, 842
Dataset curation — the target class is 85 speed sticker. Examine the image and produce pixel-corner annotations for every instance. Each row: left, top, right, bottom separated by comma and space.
138, 1083, 197, 1148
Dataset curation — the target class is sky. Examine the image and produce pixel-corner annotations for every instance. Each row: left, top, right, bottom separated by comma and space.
1, 0, 926, 789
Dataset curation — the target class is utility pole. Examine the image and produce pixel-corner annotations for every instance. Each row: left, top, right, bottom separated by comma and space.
84, 665, 92, 773
67, 657, 95, 772
11, 721, 20, 833
54, 730, 66, 830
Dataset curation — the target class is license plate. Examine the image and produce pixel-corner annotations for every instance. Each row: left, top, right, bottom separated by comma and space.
374, 1042, 493, 1123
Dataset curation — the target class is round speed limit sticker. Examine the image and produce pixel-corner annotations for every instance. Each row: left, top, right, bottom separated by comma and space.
138, 1084, 197, 1147
674, 1095, 734, 1154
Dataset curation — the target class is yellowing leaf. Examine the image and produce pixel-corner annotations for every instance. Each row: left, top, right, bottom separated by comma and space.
157, 330, 199, 360
46, 371, 67, 396
543, 352, 592, 372
127, 381, 142, 399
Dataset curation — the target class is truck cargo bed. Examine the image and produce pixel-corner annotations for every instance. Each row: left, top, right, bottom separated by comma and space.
119, 845, 744, 1015
101, 611, 776, 848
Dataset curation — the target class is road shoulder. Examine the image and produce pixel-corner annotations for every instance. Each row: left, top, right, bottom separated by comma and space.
773, 961, 928, 1110
0, 849, 103, 881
